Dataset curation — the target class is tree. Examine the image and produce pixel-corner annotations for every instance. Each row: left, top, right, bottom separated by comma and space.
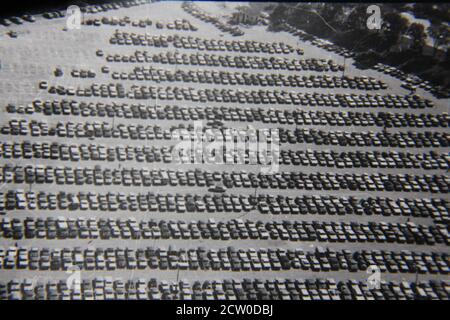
407, 22, 427, 50
269, 4, 288, 26
382, 12, 410, 45
428, 23, 450, 50
320, 4, 344, 25
345, 5, 368, 31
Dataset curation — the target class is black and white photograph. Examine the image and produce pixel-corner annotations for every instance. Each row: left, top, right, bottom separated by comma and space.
0, 0, 449, 305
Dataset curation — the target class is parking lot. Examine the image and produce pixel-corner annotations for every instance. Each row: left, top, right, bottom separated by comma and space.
0, 1, 449, 300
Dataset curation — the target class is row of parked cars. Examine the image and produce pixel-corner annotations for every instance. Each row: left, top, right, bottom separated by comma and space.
0, 140, 171, 163
9, 106, 450, 136
1, 245, 448, 274
1, 216, 449, 245
106, 50, 338, 71
14, 99, 447, 130
2, 277, 448, 300
283, 24, 354, 58
181, 1, 244, 36
373, 63, 450, 99
243, 109, 449, 128
70, 69, 96, 79
1, 164, 449, 193
277, 128, 448, 148
0, 15, 35, 26
2, 139, 448, 172
84, 16, 198, 31
4, 113, 449, 139
0, 115, 381, 139
1, 188, 448, 224
45, 80, 434, 109
110, 31, 298, 54
277, 149, 449, 170
118, 66, 387, 90
8, 117, 446, 151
